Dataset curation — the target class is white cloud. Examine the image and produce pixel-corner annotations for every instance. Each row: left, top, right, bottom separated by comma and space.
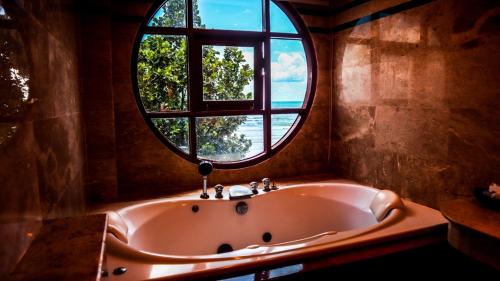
271, 52, 306, 82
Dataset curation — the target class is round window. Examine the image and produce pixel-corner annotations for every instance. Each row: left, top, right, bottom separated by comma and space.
133, 0, 316, 168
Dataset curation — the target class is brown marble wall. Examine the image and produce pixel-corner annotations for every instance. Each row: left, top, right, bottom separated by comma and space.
80, 0, 119, 203
83, 1, 332, 202
0, 0, 85, 276
330, 0, 500, 208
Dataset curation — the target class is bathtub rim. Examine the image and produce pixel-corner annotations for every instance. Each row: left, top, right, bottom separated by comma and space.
106, 182, 405, 262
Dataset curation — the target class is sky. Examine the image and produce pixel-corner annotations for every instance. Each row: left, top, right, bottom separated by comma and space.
151, 0, 308, 103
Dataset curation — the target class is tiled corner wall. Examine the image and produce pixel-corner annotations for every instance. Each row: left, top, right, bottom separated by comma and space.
330, 0, 500, 208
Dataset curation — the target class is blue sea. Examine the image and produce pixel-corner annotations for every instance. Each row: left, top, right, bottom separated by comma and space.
235, 101, 302, 158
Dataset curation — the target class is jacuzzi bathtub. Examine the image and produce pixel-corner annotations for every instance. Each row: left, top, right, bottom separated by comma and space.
103, 181, 446, 280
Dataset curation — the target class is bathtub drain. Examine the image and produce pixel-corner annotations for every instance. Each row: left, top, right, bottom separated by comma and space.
262, 232, 272, 243
192, 205, 199, 213
217, 243, 233, 254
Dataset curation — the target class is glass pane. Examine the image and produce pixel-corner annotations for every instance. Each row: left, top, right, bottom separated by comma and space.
0, 30, 30, 119
202, 45, 254, 101
196, 115, 263, 161
272, 114, 299, 146
271, 39, 307, 108
0, 3, 10, 20
152, 118, 189, 153
137, 35, 187, 112
148, 0, 186, 27
0, 123, 17, 147
270, 1, 298, 34
194, 0, 262, 31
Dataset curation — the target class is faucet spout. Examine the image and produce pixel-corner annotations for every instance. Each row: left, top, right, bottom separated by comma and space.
198, 161, 213, 199
228, 185, 253, 200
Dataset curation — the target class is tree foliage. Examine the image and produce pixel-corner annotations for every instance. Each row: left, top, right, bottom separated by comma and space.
137, 0, 253, 160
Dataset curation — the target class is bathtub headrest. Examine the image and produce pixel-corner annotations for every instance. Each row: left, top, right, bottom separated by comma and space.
370, 190, 405, 222
107, 211, 129, 244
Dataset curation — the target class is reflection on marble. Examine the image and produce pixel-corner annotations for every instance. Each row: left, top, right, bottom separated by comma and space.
379, 11, 421, 43
0, 3, 9, 20
0, 5, 30, 148
340, 44, 371, 103
0, 123, 17, 145
331, 0, 500, 209
0, 0, 85, 277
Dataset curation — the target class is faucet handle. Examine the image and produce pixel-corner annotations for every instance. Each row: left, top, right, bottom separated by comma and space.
198, 161, 213, 176
262, 178, 271, 192
214, 184, 224, 199
250, 181, 259, 194
199, 161, 213, 199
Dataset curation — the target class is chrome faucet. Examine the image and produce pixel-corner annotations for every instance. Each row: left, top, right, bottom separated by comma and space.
214, 184, 224, 199
228, 185, 253, 200
250, 181, 259, 194
220, 177, 277, 200
262, 178, 271, 192
198, 161, 213, 199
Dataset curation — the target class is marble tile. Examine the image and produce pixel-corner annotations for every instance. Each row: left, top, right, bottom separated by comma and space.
330, 0, 500, 209
9, 214, 107, 281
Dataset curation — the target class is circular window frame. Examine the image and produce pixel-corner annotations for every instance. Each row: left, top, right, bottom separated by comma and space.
131, 0, 317, 169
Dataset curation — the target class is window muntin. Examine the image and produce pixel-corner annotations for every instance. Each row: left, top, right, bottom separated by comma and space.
134, 0, 316, 167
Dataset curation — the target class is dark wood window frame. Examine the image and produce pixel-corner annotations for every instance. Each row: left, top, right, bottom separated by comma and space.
132, 0, 317, 169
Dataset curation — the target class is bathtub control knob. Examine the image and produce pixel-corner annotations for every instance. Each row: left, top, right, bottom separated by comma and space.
250, 181, 259, 194
262, 178, 271, 192
215, 184, 224, 199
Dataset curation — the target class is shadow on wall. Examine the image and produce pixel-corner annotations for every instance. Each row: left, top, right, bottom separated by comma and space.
331, 0, 500, 209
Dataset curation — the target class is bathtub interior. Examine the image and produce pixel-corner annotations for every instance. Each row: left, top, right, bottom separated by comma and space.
113, 184, 387, 256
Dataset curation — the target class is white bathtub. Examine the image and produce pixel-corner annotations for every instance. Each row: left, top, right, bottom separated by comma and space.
103, 181, 446, 280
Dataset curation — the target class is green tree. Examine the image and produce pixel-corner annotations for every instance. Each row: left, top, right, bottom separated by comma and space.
137, 0, 253, 160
